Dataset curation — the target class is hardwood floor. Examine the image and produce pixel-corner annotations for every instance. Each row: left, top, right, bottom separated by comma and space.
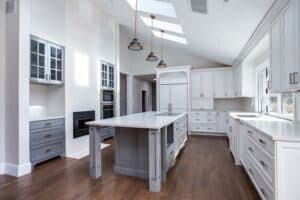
0, 136, 259, 200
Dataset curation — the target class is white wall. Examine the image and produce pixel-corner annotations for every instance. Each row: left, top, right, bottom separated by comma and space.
131, 77, 153, 114
4, 0, 31, 176
119, 26, 224, 75
0, 0, 5, 172
30, 0, 119, 159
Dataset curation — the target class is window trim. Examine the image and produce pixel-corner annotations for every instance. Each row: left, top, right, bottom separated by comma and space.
255, 60, 295, 121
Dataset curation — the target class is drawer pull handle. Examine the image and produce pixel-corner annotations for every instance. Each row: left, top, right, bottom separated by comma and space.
260, 160, 268, 168
45, 149, 52, 153
260, 188, 268, 198
258, 139, 266, 145
45, 123, 52, 126
248, 147, 254, 153
247, 130, 253, 134
45, 134, 52, 138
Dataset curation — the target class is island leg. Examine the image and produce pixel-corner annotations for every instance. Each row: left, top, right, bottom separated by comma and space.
89, 126, 102, 179
148, 129, 161, 192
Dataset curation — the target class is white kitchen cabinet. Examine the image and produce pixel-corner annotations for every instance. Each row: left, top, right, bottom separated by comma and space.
202, 71, 214, 97
233, 63, 254, 97
191, 71, 202, 98
213, 71, 225, 98
270, 0, 300, 92
159, 84, 187, 112
270, 15, 282, 92
216, 111, 228, 132
224, 69, 234, 97
170, 84, 188, 112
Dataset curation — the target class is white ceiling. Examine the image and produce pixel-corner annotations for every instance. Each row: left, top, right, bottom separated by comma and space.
96, 0, 274, 65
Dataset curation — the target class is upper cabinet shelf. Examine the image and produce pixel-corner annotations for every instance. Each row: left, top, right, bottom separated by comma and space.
101, 61, 115, 89
270, 0, 300, 92
30, 36, 64, 85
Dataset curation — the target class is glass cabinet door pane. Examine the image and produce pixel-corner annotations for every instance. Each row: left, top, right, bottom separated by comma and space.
51, 70, 56, 80
51, 59, 56, 69
57, 49, 62, 59
39, 56, 45, 66
39, 43, 45, 55
31, 53, 37, 66
31, 40, 38, 53
31, 66, 38, 78
57, 71, 62, 81
57, 60, 62, 70
51, 47, 56, 58
39, 67, 45, 79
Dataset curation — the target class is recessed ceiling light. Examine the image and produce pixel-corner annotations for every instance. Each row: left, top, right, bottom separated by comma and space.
153, 30, 188, 45
126, 0, 177, 18
141, 16, 184, 34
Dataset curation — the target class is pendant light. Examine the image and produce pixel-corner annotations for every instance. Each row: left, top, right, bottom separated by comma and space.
128, 0, 143, 51
157, 30, 167, 68
146, 15, 158, 62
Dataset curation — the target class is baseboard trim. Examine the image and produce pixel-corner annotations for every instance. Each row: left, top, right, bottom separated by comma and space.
114, 166, 148, 179
0, 163, 4, 175
4, 162, 31, 177
66, 148, 89, 159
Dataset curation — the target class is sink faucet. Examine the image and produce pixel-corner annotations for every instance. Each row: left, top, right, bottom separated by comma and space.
168, 103, 173, 114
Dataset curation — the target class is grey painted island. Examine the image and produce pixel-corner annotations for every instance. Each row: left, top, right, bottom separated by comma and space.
86, 111, 188, 192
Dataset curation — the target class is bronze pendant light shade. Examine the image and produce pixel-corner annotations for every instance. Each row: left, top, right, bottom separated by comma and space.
128, 0, 143, 51
157, 30, 167, 68
146, 15, 158, 62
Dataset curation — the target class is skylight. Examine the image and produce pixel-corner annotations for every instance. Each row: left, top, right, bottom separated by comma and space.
153, 30, 188, 45
126, 0, 177, 18
140, 16, 183, 34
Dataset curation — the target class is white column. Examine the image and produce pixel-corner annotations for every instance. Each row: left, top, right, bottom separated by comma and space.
89, 126, 102, 179
148, 129, 162, 192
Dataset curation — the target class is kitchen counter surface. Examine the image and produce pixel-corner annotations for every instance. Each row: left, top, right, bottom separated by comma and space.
229, 112, 300, 142
86, 111, 187, 129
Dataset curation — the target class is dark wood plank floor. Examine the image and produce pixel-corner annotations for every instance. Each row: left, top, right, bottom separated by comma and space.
0, 136, 259, 200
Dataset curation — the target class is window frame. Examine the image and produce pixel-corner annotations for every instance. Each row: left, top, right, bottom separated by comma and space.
255, 60, 295, 121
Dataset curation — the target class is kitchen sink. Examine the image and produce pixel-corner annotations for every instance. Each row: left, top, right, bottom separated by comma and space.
155, 112, 181, 116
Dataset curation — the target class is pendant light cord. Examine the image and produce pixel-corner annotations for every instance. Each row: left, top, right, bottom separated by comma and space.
150, 17, 153, 51
134, 0, 138, 37
161, 30, 164, 59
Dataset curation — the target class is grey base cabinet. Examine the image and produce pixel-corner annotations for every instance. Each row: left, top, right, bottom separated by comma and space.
101, 127, 115, 140
30, 118, 65, 167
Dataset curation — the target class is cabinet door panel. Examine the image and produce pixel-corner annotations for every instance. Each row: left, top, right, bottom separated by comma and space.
282, 1, 297, 90
224, 69, 234, 97
270, 16, 282, 92
159, 85, 170, 109
214, 70, 225, 97
170, 84, 187, 111
191, 71, 201, 98
202, 71, 214, 97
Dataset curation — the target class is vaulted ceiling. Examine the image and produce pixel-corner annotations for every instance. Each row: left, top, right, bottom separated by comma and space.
96, 0, 274, 65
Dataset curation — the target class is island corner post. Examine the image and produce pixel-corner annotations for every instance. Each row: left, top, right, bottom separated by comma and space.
88, 125, 165, 192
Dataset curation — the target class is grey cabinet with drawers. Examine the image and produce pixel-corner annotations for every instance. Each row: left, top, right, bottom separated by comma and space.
30, 118, 65, 167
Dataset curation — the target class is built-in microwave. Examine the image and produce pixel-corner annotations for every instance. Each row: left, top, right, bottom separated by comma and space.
102, 89, 114, 103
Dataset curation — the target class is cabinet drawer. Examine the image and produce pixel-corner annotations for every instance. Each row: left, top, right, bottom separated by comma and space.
31, 141, 64, 162
247, 137, 274, 185
247, 126, 274, 155
246, 156, 274, 200
191, 124, 216, 132
31, 128, 64, 146
30, 118, 65, 130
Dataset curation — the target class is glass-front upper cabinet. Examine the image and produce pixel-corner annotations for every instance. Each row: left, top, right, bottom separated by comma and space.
30, 36, 64, 85
101, 61, 115, 89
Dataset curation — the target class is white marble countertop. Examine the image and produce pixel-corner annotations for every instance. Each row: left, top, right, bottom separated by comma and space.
229, 112, 300, 142
86, 111, 187, 129
30, 115, 65, 122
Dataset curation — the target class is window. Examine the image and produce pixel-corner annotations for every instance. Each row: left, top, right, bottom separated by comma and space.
256, 65, 294, 120
30, 35, 64, 84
